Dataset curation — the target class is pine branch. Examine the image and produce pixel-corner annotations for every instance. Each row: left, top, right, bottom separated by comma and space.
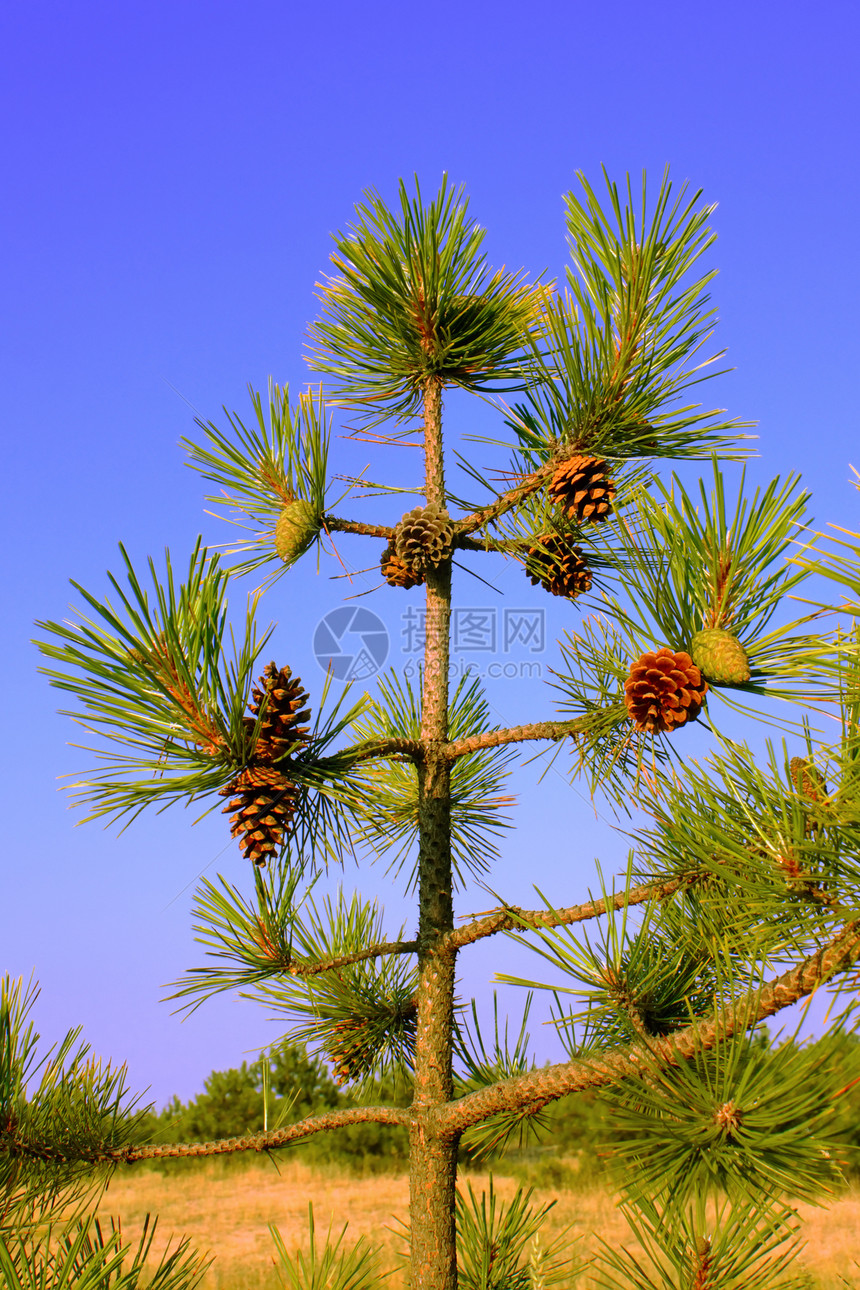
289, 941, 418, 978
447, 878, 683, 951
306, 175, 543, 422
323, 516, 396, 539
452, 535, 530, 553
441, 917, 860, 1133
445, 716, 608, 759
332, 736, 423, 766
6, 1105, 408, 1167
183, 383, 342, 578
351, 674, 516, 889
454, 460, 558, 536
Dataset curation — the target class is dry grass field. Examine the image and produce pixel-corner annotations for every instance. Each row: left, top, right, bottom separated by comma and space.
91, 1158, 860, 1288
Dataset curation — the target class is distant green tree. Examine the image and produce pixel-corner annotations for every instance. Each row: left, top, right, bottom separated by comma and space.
151, 1067, 266, 1145
145, 1040, 341, 1144
141, 1044, 413, 1169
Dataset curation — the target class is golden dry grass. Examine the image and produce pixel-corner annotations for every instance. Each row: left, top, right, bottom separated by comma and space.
93, 1159, 860, 1289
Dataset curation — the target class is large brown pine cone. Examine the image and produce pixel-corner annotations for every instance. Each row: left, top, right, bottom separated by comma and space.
380, 541, 425, 590
246, 663, 311, 763
219, 766, 298, 866
525, 536, 592, 599
624, 647, 708, 733
393, 504, 453, 574
549, 455, 616, 522
222, 662, 311, 864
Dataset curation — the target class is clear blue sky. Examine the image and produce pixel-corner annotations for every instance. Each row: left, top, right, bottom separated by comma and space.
2, 0, 859, 1107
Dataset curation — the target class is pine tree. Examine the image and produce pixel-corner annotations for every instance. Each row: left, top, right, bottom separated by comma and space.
14, 171, 860, 1288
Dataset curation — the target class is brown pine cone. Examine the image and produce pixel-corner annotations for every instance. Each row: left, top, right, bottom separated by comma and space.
549, 455, 616, 522
393, 504, 453, 574
219, 765, 298, 866
380, 541, 426, 590
245, 663, 311, 764
624, 647, 708, 733
525, 536, 592, 598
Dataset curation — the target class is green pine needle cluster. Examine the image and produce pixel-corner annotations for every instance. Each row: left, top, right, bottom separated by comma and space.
453, 996, 552, 1159
350, 673, 516, 889
307, 176, 546, 421
455, 1179, 582, 1290
269, 1204, 382, 1290
184, 381, 345, 578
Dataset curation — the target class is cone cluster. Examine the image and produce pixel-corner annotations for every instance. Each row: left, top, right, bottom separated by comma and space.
220, 662, 312, 865
525, 535, 592, 599
690, 628, 751, 685
624, 647, 707, 733
548, 455, 615, 523
274, 498, 319, 563
327, 998, 418, 1086
328, 1016, 373, 1086
393, 503, 453, 575
380, 541, 426, 590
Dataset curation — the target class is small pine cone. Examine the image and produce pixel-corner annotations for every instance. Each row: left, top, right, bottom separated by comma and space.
790, 756, 827, 801
691, 1237, 714, 1289
393, 504, 453, 574
525, 536, 592, 599
327, 1017, 369, 1086
274, 498, 319, 563
548, 455, 616, 523
624, 647, 708, 733
380, 541, 425, 590
219, 765, 298, 866
246, 663, 312, 763
690, 628, 751, 685
777, 849, 804, 880
790, 755, 827, 842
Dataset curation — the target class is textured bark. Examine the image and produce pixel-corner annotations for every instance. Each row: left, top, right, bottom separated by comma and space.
408, 1118, 460, 1287
289, 940, 418, 977
455, 460, 558, 534
323, 516, 395, 538
441, 917, 860, 1134
447, 878, 684, 952
444, 716, 617, 761
7, 1104, 408, 1167
409, 376, 460, 1290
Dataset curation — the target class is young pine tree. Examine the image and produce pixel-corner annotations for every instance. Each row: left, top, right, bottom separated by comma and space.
18, 171, 860, 1289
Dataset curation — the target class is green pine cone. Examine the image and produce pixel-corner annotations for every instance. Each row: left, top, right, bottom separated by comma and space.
690, 628, 751, 685
274, 499, 319, 563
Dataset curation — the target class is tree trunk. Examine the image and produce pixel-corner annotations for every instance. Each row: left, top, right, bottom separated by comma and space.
410, 378, 459, 1290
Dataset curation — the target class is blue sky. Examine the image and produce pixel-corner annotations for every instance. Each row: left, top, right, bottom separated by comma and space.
2, 0, 859, 1107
